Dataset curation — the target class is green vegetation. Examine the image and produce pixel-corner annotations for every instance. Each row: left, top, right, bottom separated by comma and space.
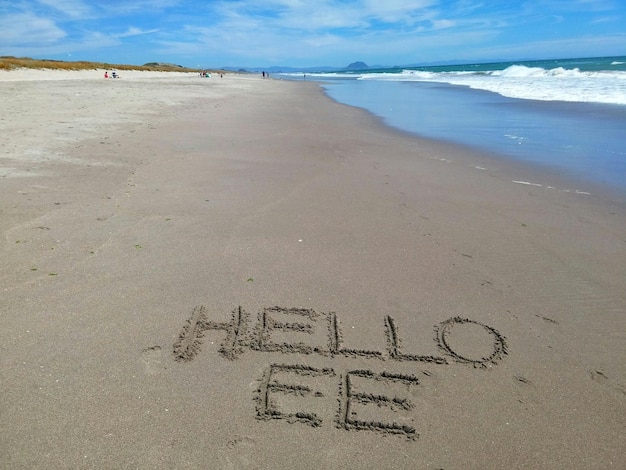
0, 56, 204, 73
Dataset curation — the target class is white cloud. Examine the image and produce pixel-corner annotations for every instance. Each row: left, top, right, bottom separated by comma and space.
36, 0, 91, 18
150, 1, 508, 66
431, 18, 456, 30
117, 27, 159, 38
98, 0, 181, 15
209, 0, 440, 33
303, 33, 343, 48
212, 1, 365, 31
467, 32, 626, 61
526, 0, 619, 14
0, 13, 66, 45
2, 0, 624, 67
575, 0, 619, 11
0, 30, 120, 59
361, 0, 437, 23
590, 16, 618, 24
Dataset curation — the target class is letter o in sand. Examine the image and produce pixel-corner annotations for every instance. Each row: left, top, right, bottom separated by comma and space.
437, 317, 507, 366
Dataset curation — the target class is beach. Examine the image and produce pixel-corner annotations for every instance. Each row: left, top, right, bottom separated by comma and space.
295, 56, 626, 192
1, 69, 625, 469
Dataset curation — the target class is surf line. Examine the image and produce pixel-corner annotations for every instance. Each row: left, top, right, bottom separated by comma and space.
173, 306, 508, 367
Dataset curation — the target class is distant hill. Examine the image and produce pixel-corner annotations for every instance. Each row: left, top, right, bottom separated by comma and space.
222, 60, 376, 74
345, 61, 369, 70
143, 62, 184, 68
221, 65, 339, 73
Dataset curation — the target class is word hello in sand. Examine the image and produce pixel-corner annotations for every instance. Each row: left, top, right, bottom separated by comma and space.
173, 306, 508, 438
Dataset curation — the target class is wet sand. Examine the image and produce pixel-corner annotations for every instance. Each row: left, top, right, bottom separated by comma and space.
1, 70, 625, 469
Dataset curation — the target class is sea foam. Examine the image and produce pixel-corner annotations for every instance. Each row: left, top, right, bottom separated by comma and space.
354, 65, 626, 105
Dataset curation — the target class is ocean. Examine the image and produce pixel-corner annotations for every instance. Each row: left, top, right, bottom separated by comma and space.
281, 56, 626, 193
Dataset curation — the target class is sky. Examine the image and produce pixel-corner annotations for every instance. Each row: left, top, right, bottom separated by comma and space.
1, 0, 625, 69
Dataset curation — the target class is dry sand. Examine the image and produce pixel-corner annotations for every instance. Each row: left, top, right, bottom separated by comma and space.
1, 69, 625, 469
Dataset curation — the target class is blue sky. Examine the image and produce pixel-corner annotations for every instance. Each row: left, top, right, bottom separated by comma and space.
1, 0, 625, 68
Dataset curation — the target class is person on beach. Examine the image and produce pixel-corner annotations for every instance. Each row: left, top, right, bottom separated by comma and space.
104, 71, 108, 78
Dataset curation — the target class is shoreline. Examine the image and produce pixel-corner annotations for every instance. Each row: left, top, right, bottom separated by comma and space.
317, 78, 626, 196
326, 88, 626, 207
2, 72, 625, 468
3, 67, 624, 202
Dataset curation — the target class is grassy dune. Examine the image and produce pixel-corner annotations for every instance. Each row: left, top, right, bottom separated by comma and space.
0, 56, 211, 73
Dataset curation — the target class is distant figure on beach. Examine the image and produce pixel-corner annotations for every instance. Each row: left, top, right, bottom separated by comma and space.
104, 71, 108, 79
111, 72, 117, 78
262, 71, 265, 78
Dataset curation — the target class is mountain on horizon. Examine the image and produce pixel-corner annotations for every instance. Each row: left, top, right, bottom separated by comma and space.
345, 61, 369, 70
221, 60, 376, 74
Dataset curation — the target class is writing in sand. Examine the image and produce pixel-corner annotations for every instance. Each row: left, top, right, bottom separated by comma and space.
173, 306, 508, 439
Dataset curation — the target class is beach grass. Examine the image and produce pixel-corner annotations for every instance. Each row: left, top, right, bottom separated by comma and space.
0, 56, 209, 73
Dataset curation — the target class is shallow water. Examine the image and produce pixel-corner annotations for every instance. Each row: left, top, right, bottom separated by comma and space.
321, 80, 626, 191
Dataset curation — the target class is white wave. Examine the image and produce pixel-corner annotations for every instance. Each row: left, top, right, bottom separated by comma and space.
280, 71, 365, 79
357, 65, 626, 105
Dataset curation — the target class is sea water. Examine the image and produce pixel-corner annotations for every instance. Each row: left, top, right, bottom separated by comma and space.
283, 57, 626, 192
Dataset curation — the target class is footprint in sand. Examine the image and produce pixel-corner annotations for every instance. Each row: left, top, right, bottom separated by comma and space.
220, 435, 257, 469
512, 373, 541, 411
589, 369, 626, 395
141, 345, 165, 375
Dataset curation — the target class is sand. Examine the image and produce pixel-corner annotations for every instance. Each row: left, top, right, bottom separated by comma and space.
1, 69, 625, 469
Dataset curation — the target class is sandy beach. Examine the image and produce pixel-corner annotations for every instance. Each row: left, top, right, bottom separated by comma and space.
1, 69, 625, 469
